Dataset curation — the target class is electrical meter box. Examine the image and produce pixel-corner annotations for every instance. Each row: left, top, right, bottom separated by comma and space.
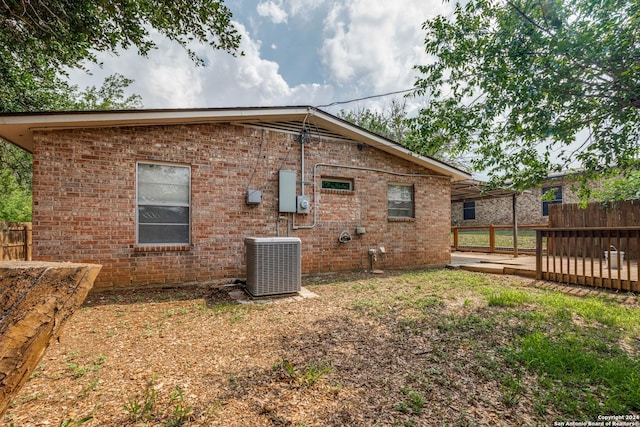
297, 195, 310, 214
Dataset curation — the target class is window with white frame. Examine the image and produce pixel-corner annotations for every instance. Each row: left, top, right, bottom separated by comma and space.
137, 162, 190, 245
387, 184, 414, 218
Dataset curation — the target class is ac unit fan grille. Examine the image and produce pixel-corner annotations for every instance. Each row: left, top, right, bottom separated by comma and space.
245, 237, 301, 297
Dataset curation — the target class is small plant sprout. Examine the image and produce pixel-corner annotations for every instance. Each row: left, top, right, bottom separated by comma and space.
124, 379, 158, 422
274, 358, 333, 387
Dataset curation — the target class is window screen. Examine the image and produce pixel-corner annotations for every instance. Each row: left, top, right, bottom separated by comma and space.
137, 163, 190, 244
388, 184, 414, 218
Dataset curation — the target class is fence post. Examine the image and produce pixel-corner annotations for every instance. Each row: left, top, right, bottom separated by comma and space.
512, 194, 519, 258
25, 223, 32, 261
489, 225, 495, 253
535, 230, 542, 279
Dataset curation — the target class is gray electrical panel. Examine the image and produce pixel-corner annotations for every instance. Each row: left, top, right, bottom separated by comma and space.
279, 170, 297, 212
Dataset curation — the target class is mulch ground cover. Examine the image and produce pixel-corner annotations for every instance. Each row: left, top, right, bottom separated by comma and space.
3, 269, 639, 426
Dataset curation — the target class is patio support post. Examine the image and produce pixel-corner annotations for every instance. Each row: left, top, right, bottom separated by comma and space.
452, 226, 459, 250
25, 223, 32, 261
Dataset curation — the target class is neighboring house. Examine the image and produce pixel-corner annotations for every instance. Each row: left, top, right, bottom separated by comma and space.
0, 107, 470, 290
451, 172, 583, 226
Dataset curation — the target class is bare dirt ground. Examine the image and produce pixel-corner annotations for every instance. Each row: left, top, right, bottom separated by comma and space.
3, 269, 639, 426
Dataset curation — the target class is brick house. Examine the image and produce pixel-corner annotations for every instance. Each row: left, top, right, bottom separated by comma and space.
451, 173, 582, 227
0, 107, 470, 290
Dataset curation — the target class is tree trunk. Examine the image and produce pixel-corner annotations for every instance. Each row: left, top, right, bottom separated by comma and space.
0, 261, 102, 417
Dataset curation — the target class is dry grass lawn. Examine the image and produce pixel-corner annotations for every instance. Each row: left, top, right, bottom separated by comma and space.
3, 269, 640, 426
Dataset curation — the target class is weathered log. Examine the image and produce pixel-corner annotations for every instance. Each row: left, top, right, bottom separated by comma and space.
0, 261, 102, 416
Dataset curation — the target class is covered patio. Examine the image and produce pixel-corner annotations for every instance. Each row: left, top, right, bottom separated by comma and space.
450, 179, 526, 255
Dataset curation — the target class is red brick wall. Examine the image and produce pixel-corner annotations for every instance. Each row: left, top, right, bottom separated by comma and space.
32, 123, 451, 290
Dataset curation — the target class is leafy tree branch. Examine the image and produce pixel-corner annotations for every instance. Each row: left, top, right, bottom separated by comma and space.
412, 0, 640, 194
0, 0, 242, 221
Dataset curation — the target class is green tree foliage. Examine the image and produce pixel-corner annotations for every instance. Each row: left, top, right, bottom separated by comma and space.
591, 170, 640, 204
339, 99, 410, 143
412, 0, 640, 192
1, 0, 240, 113
1, 0, 241, 221
0, 167, 31, 222
1, 0, 240, 69
0, 139, 31, 188
0, 74, 143, 221
0, 142, 31, 221
339, 99, 471, 170
73, 74, 143, 111
0, 60, 78, 112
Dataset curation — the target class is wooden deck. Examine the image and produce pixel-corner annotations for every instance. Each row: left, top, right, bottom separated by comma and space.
449, 251, 639, 293
449, 252, 538, 277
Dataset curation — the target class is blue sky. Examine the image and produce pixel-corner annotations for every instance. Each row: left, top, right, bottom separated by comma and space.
69, 0, 455, 116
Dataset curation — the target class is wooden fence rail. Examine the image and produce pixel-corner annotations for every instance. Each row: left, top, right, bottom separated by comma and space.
451, 224, 547, 256
0, 222, 32, 261
536, 227, 639, 292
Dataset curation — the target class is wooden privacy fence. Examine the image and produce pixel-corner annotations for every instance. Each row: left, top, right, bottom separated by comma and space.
546, 200, 640, 271
549, 199, 640, 228
535, 227, 639, 292
0, 222, 32, 261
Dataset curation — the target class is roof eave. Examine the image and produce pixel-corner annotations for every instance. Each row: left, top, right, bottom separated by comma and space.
0, 106, 314, 152
0, 106, 471, 182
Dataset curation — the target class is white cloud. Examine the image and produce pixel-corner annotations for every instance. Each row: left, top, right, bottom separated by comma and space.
286, 0, 326, 19
257, 1, 288, 24
140, 42, 205, 107
67, 22, 336, 109
65, 1, 454, 114
320, 0, 453, 96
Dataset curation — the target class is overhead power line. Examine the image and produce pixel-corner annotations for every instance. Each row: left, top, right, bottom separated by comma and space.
315, 88, 416, 108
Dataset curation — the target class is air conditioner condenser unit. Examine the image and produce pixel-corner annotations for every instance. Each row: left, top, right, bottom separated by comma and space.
244, 237, 302, 297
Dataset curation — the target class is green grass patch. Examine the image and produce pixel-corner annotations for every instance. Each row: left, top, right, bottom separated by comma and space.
487, 289, 531, 307
509, 331, 640, 415
536, 292, 640, 332
273, 359, 333, 387
208, 302, 250, 323
351, 297, 388, 317
396, 388, 426, 415
387, 270, 640, 419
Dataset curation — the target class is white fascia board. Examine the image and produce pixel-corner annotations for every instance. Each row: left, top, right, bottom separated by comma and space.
0, 107, 313, 152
